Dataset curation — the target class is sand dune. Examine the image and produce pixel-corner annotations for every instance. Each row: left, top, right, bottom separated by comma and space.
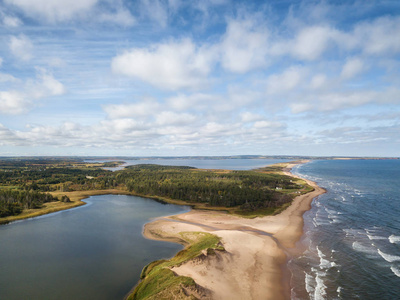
143, 162, 326, 299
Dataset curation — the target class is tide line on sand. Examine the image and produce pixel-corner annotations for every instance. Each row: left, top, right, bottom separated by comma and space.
141, 161, 326, 300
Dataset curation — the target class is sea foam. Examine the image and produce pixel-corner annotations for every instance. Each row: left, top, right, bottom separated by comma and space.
314, 272, 327, 300
389, 235, 400, 244
378, 249, 400, 263
304, 271, 314, 294
352, 242, 376, 255
317, 246, 337, 269
390, 266, 400, 278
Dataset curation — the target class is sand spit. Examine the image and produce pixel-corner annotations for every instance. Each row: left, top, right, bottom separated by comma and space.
142, 161, 326, 299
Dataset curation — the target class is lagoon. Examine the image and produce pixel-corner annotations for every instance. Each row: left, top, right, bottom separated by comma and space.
0, 195, 190, 300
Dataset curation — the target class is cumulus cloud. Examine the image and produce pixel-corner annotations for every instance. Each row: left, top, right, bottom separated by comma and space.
111, 39, 216, 90
354, 16, 400, 55
24, 69, 66, 99
103, 99, 161, 119
290, 90, 377, 113
291, 26, 336, 60
1, 12, 22, 27
240, 112, 263, 123
220, 18, 269, 73
9, 35, 33, 61
0, 123, 24, 145
0, 91, 29, 114
266, 66, 305, 94
0, 70, 65, 115
155, 111, 197, 126
309, 74, 327, 90
341, 58, 365, 79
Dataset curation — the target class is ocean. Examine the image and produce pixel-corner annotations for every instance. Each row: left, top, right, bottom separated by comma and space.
289, 159, 400, 300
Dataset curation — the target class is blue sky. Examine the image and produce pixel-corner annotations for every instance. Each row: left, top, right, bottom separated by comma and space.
0, 0, 399, 157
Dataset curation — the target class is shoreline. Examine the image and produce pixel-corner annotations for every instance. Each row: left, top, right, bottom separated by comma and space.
0, 189, 134, 225
141, 160, 326, 299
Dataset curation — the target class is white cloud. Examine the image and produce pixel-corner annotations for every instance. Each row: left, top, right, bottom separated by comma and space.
98, 8, 136, 26
341, 58, 365, 79
292, 26, 336, 61
220, 18, 269, 73
0, 72, 18, 82
290, 90, 377, 113
0, 69, 65, 115
103, 100, 161, 119
0, 91, 29, 114
0, 123, 24, 145
155, 111, 197, 126
253, 120, 282, 129
240, 112, 263, 123
2, 14, 22, 27
140, 0, 168, 27
310, 74, 327, 90
167, 93, 220, 111
27, 69, 66, 99
5, 0, 98, 22
354, 16, 400, 55
9, 35, 33, 61
266, 66, 305, 94
111, 39, 216, 90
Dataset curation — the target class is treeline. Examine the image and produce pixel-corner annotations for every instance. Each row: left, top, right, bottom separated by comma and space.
0, 167, 115, 192
118, 165, 294, 210
0, 189, 70, 218
0, 160, 307, 216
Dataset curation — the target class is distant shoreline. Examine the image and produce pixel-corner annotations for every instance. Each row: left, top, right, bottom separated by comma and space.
138, 160, 326, 299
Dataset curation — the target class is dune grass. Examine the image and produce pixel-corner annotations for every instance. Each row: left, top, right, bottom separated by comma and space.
127, 232, 223, 300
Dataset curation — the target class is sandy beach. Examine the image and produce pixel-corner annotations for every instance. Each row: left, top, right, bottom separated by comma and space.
142, 161, 326, 299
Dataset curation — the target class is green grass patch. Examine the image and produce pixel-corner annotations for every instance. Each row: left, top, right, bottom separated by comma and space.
128, 232, 223, 300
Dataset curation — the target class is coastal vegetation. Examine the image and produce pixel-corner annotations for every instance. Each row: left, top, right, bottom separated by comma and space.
128, 232, 224, 300
0, 158, 312, 223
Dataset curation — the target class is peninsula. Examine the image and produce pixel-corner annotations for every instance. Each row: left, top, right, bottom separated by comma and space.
128, 161, 326, 299
0, 158, 325, 299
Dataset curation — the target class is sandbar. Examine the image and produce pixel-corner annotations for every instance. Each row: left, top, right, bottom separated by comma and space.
142, 161, 326, 299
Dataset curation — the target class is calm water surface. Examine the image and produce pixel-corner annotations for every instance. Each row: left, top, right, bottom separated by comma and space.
95, 158, 291, 171
0, 195, 190, 300
290, 160, 400, 299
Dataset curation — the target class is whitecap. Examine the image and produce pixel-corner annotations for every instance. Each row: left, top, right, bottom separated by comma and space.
314, 273, 327, 300
337, 286, 342, 296
304, 271, 314, 294
390, 266, 400, 278
389, 235, 400, 244
367, 234, 387, 241
378, 249, 400, 263
317, 246, 337, 269
352, 242, 377, 255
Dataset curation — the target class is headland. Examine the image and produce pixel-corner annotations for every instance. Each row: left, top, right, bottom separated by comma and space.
137, 160, 326, 299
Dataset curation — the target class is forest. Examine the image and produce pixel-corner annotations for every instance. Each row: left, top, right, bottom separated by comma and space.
0, 158, 311, 218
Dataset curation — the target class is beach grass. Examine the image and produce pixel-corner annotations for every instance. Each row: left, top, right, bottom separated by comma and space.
128, 232, 223, 300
